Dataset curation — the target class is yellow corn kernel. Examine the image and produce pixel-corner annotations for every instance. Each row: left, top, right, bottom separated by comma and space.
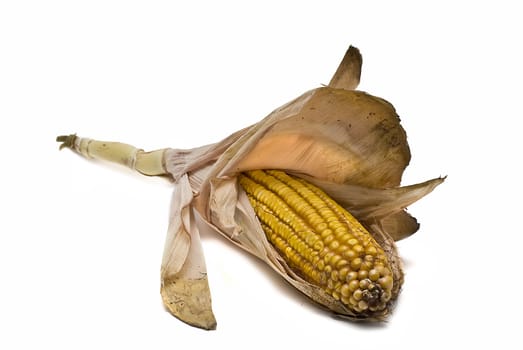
238, 169, 394, 315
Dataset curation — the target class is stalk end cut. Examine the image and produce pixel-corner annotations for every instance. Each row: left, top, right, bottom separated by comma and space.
56, 134, 77, 150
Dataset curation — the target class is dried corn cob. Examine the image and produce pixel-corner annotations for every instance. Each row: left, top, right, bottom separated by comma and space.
239, 169, 394, 316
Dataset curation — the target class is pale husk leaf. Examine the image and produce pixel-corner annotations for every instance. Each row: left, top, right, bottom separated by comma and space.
160, 174, 216, 329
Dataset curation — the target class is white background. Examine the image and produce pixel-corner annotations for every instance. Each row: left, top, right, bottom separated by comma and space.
1, 1, 521, 349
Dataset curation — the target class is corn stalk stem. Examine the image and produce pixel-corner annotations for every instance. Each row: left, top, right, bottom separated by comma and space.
56, 134, 168, 176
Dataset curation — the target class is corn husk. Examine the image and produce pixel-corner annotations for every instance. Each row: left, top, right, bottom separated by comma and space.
159, 46, 444, 329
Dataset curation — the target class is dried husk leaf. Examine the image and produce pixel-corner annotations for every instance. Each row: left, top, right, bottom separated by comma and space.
329, 45, 363, 90
160, 174, 216, 329
234, 88, 411, 188
301, 175, 445, 241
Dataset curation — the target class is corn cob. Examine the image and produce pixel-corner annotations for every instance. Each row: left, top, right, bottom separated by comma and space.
239, 169, 394, 315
